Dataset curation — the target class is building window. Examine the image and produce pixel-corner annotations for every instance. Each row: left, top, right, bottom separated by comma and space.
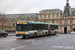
40, 15, 42, 18
57, 14, 58, 17
65, 19, 67, 24
52, 20, 54, 23
48, 15, 50, 17
53, 14, 54, 17
44, 15, 46, 18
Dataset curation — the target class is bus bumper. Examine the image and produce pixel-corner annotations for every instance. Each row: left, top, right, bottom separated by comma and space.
16, 34, 28, 37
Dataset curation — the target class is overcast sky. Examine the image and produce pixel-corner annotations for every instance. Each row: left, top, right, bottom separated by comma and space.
0, 0, 75, 14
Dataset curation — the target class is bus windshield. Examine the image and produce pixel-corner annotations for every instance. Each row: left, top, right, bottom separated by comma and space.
16, 24, 28, 31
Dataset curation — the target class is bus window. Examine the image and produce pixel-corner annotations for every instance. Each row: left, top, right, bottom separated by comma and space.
44, 25, 48, 30
50, 25, 58, 30
29, 24, 34, 30
16, 25, 28, 31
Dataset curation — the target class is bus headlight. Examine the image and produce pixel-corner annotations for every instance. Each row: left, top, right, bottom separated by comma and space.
25, 32, 29, 35
16, 31, 18, 34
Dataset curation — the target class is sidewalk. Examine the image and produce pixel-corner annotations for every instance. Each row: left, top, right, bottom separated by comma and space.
8, 33, 16, 36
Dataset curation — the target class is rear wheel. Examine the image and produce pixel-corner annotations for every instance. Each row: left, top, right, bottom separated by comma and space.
45, 32, 47, 36
54, 31, 56, 35
34, 33, 37, 38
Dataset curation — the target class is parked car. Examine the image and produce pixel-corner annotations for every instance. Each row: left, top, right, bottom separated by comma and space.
0, 30, 8, 37
70, 32, 75, 35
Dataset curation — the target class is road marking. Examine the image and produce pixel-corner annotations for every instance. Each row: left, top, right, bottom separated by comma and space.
7, 39, 16, 41
11, 46, 25, 50
64, 46, 74, 49
24, 40, 41, 43
52, 46, 74, 49
52, 46, 64, 49
33, 41, 43, 44
24, 39, 35, 42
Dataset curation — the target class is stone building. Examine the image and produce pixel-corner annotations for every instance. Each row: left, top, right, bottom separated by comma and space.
39, 0, 75, 34
0, 0, 75, 34
0, 13, 38, 33
38, 9, 62, 33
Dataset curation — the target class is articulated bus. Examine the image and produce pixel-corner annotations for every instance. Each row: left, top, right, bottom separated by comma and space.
16, 21, 58, 38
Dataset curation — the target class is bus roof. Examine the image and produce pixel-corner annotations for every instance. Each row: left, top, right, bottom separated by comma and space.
17, 21, 58, 25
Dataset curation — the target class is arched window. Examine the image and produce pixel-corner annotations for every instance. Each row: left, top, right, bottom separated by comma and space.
57, 14, 58, 17
44, 15, 46, 18
40, 15, 42, 18
53, 14, 54, 17
48, 15, 50, 17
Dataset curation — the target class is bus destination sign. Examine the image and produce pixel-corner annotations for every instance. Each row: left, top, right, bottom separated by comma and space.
19, 22, 27, 24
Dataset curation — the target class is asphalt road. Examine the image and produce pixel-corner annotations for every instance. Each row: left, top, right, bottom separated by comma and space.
0, 34, 75, 50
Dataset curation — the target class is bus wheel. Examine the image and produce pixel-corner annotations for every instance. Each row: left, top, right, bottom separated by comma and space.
54, 31, 56, 35
45, 32, 47, 36
34, 33, 37, 38
25, 36, 29, 39
23, 36, 25, 38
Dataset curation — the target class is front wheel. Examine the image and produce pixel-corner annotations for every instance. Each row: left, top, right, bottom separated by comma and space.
34, 33, 37, 38
23, 36, 25, 38
4, 35, 7, 37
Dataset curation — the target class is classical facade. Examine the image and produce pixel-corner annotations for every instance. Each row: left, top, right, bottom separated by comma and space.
0, 0, 75, 34
0, 13, 38, 33
38, 9, 62, 33
39, 0, 75, 34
